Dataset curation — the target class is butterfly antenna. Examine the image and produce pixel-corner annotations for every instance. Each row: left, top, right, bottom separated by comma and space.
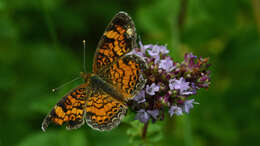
83, 40, 86, 73
52, 76, 81, 93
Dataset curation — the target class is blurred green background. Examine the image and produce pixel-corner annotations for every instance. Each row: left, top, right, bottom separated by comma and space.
1, 0, 260, 146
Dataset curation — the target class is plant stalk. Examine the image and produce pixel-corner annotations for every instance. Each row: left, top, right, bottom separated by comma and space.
142, 122, 149, 140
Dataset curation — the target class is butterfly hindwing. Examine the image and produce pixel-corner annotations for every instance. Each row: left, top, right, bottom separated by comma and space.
85, 87, 127, 131
41, 84, 87, 131
93, 12, 137, 73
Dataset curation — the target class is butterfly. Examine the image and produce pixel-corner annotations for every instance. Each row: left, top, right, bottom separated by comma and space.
41, 11, 147, 131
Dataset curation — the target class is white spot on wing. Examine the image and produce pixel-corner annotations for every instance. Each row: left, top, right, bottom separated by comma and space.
126, 28, 133, 37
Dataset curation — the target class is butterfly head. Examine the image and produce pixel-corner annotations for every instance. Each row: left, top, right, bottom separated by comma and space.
80, 72, 92, 83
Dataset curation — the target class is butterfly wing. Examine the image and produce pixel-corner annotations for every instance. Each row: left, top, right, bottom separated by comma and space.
41, 84, 88, 131
85, 87, 127, 131
93, 12, 137, 73
98, 54, 147, 101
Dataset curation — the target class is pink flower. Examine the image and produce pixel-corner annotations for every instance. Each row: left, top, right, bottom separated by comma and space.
169, 105, 183, 116
147, 45, 161, 57
146, 83, 160, 96
133, 90, 146, 103
159, 57, 175, 72
183, 99, 199, 113
169, 77, 190, 95
135, 109, 150, 123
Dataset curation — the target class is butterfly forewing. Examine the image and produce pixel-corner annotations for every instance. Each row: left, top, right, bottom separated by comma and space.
93, 12, 137, 73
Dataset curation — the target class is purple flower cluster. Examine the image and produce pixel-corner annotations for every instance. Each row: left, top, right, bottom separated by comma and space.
131, 42, 211, 123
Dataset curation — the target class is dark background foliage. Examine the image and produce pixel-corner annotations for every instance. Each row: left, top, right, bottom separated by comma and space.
0, 0, 259, 146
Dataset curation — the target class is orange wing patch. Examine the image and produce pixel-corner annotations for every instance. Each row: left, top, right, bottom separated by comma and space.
99, 55, 147, 101
85, 88, 127, 131
103, 25, 128, 56
93, 12, 136, 73
41, 84, 87, 131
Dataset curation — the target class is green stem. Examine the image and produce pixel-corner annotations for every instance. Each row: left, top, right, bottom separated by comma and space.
142, 122, 149, 140
183, 115, 193, 146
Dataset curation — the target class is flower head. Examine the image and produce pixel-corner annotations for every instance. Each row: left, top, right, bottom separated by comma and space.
130, 42, 211, 124
159, 45, 169, 54
183, 99, 199, 113
169, 77, 190, 94
147, 109, 159, 119
133, 90, 146, 103
169, 105, 183, 116
146, 44, 169, 57
147, 45, 161, 57
132, 49, 145, 58
159, 57, 175, 72
135, 109, 150, 123
146, 83, 160, 96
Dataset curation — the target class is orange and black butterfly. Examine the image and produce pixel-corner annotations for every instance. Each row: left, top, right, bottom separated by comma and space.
41, 12, 147, 131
